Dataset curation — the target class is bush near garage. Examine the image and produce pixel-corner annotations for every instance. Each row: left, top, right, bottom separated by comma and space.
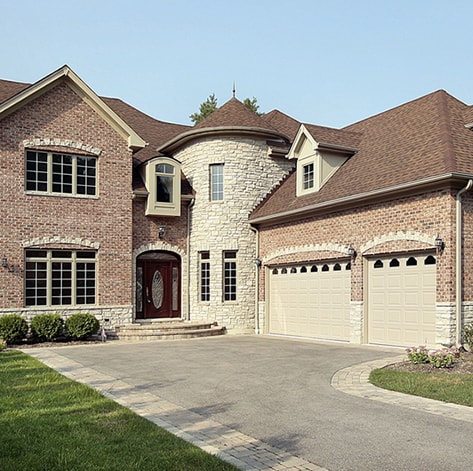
65, 313, 100, 340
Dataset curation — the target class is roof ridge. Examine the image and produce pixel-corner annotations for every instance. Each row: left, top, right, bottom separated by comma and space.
435, 91, 458, 173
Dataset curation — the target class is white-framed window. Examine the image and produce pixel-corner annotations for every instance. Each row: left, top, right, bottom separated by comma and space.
200, 251, 210, 302
143, 157, 181, 216
210, 163, 224, 201
302, 162, 314, 190
25, 150, 97, 196
223, 250, 237, 301
25, 249, 96, 307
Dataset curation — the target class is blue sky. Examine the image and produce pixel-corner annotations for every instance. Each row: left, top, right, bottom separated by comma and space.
2, 0, 472, 128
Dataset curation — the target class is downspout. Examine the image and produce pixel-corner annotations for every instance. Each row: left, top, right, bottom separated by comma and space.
250, 225, 261, 334
456, 179, 473, 346
186, 197, 195, 321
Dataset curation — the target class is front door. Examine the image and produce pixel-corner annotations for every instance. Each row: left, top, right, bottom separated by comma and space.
136, 257, 181, 319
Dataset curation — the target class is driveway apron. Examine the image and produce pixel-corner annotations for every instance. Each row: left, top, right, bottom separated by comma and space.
24, 336, 473, 471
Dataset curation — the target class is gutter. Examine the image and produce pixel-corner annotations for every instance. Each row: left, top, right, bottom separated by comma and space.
250, 172, 473, 225
250, 226, 261, 334
186, 197, 196, 321
456, 179, 472, 346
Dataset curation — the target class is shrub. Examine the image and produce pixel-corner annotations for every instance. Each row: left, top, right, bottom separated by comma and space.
428, 348, 457, 368
0, 315, 28, 344
0, 340, 6, 351
464, 323, 473, 351
65, 313, 100, 340
406, 345, 429, 364
30, 314, 64, 341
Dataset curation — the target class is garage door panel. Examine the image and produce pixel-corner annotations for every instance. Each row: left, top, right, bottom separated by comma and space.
269, 262, 350, 341
368, 254, 436, 347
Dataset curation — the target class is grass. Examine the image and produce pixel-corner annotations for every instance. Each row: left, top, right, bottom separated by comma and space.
0, 351, 239, 471
369, 368, 473, 406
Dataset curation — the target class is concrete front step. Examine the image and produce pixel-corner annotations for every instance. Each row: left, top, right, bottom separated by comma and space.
114, 320, 226, 341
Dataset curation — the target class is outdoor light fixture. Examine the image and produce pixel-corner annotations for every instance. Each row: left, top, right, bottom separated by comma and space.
255, 258, 262, 268
435, 234, 445, 254
158, 225, 166, 239
2, 256, 14, 272
348, 244, 357, 260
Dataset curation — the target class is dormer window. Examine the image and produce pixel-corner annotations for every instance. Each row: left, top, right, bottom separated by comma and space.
302, 163, 314, 190
142, 157, 181, 216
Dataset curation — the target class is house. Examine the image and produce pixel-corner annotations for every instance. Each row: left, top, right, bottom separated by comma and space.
1, 65, 473, 348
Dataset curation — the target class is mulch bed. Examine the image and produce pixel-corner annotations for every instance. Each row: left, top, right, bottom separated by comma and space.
384, 351, 473, 374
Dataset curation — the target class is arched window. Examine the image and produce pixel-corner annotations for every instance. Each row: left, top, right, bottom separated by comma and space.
333, 263, 341, 271
322, 264, 329, 272
374, 260, 383, 268
311, 265, 318, 272
425, 255, 436, 265
272, 268, 278, 275
300, 266, 307, 273
389, 259, 400, 267
406, 257, 417, 266
281, 268, 288, 274
345, 262, 351, 270
290, 267, 297, 273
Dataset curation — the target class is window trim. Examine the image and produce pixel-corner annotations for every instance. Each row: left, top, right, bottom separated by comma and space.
199, 251, 210, 302
25, 150, 97, 197
223, 250, 237, 302
25, 249, 97, 307
143, 157, 181, 216
210, 163, 224, 201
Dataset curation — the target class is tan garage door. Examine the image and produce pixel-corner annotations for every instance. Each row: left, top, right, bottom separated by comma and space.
269, 261, 351, 341
368, 253, 436, 347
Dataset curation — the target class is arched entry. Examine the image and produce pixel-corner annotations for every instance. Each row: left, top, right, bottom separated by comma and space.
136, 251, 181, 319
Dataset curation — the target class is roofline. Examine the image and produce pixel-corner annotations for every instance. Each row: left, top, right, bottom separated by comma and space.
0, 65, 146, 151
158, 126, 290, 153
249, 172, 473, 225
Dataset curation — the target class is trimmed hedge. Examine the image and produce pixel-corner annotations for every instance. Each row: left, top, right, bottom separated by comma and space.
0, 315, 28, 344
65, 313, 100, 340
30, 314, 64, 342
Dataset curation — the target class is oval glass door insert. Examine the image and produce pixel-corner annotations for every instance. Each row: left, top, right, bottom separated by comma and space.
152, 270, 163, 309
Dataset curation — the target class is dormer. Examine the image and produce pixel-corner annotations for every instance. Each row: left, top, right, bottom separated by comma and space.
287, 124, 359, 196
140, 156, 181, 216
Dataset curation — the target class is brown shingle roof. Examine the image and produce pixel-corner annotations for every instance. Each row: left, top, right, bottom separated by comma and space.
303, 123, 361, 150
0, 79, 30, 104
194, 97, 281, 133
262, 109, 301, 141
250, 90, 473, 222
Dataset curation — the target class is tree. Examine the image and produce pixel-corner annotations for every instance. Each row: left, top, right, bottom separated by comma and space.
189, 93, 218, 125
190, 94, 263, 125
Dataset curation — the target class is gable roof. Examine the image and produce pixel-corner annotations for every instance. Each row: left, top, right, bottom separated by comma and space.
250, 90, 473, 223
0, 65, 147, 151
262, 109, 301, 141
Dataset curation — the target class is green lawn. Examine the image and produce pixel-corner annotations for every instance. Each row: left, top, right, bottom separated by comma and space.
369, 368, 473, 407
0, 351, 239, 471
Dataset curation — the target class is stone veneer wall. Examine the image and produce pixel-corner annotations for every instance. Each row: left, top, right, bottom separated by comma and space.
175, 136, 294, 332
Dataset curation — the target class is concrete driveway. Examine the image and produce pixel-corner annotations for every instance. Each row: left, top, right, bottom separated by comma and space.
25, 336, 473, 471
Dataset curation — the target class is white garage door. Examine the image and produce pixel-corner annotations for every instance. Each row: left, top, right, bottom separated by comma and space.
368, 253, 436, 347
269, 261, 351, 341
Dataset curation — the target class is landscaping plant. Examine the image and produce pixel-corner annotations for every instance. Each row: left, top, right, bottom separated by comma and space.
464, 323, 473, 351
65, 313, 100, 340
0, 314, 28, 344
406, 345, 459, 368
405, 345, 429, 364
30, 314, 64, 342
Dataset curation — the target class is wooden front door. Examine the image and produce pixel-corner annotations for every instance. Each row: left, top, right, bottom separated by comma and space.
136, 259, 180, 319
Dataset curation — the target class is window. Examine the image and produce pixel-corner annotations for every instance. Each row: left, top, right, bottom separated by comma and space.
25, 249, 96, 306
26, 150, 96, 196
200, 252, 210, 302
143, 157, 181, 216
210, 164, 224, 201
302, 163, 314, 190
156, 163, 174, 203
223, 251, 237, 301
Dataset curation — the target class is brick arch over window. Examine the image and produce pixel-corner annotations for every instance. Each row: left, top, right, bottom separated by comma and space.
23, 138, 102, 156
360, 231, 436, 254
22, 236, 100, 249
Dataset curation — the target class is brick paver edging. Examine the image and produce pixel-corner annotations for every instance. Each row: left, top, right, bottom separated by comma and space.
22, 348, 327, 471
331, 355, 473, 424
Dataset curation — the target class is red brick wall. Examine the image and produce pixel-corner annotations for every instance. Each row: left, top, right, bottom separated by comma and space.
257, 190, 456, 303
0, 81, 134, 309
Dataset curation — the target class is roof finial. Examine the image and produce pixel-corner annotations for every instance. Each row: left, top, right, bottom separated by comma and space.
232, 81, 236, 98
